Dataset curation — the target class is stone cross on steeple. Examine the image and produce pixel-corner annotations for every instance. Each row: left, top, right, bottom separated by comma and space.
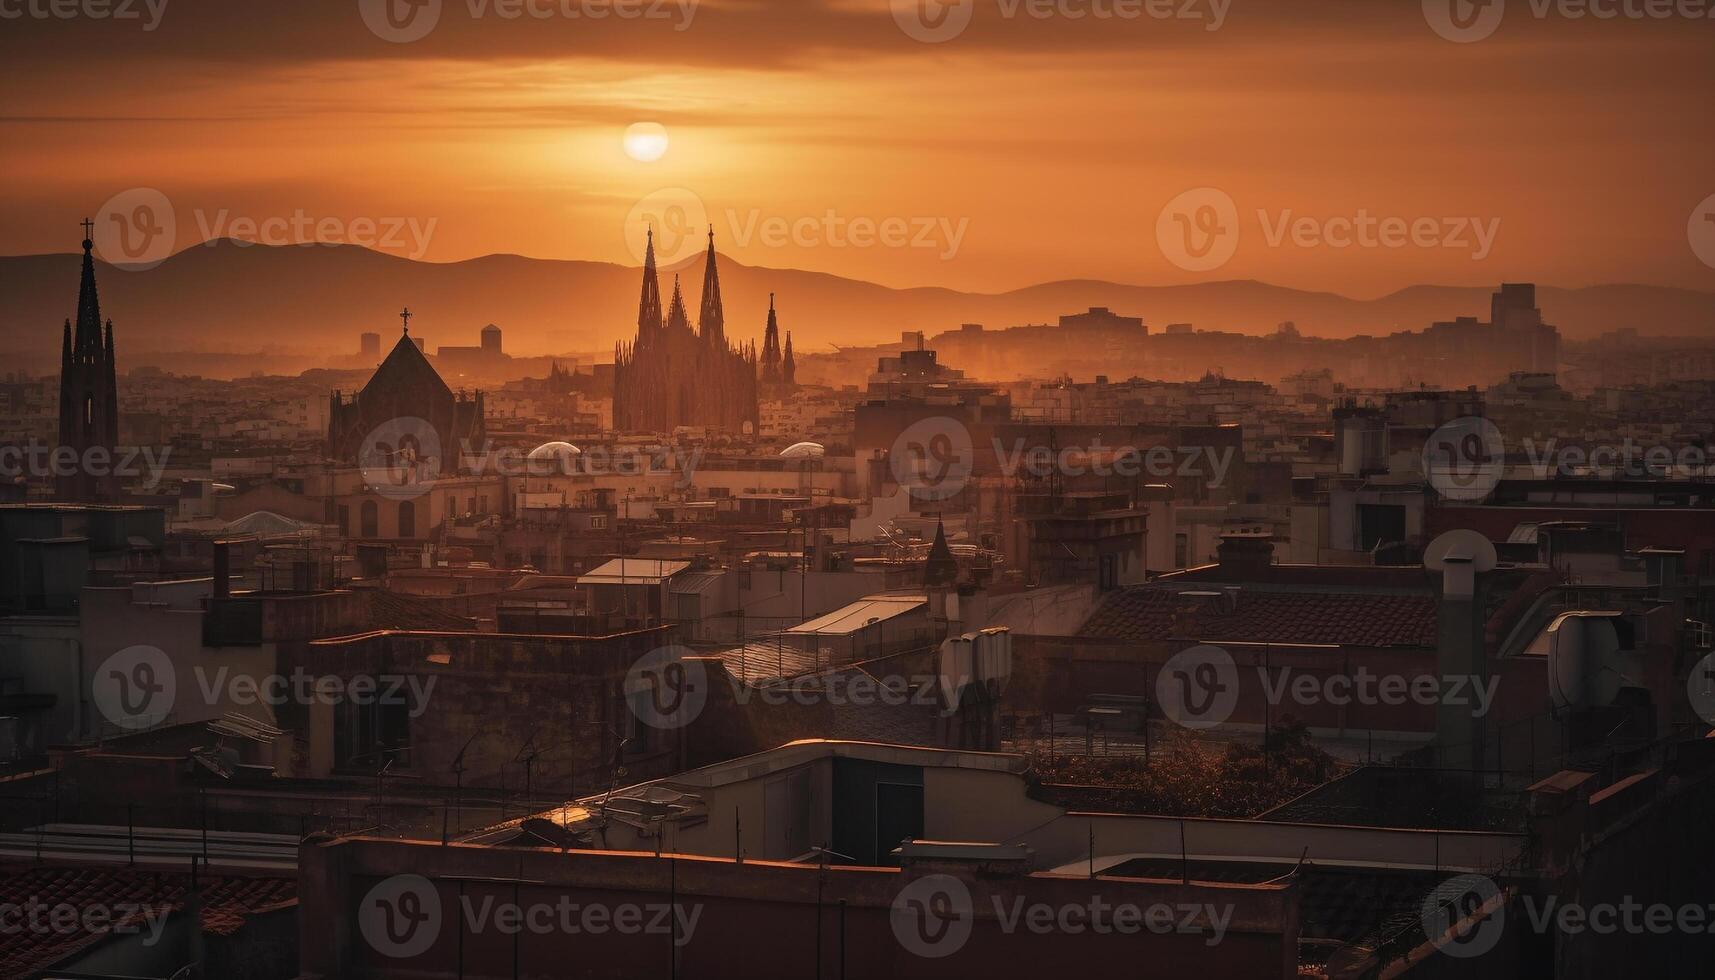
400, 307, 413, 335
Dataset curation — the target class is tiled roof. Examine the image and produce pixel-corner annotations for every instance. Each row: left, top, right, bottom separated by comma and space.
364, 589, 478, 632
0, 865, 295, 976
1079, 587, 1439, 648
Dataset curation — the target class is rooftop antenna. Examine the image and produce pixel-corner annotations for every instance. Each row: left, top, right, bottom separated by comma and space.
512, 727, 542, 806
446, 733, 478, 842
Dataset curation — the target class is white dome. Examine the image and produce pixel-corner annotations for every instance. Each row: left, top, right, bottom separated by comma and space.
526, 441, 582, 475
780, 441, 826, 459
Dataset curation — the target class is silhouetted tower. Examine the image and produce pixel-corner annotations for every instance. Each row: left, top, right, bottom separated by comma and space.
783, 331, 796, 386
637, 227, 664, 341
667, 275, 690, 333
57, 220, 120, 503
697, 227, 725, 348
760, 293, 782, 383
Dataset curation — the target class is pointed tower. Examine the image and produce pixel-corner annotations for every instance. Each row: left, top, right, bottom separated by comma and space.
783, 331, 796, 386
637, 227, 664, 342
666, 274, 691, 334
924, 520, 959, 588
697, 227, 725, 348
57, 220, 120, 503
760, 293, 782, 384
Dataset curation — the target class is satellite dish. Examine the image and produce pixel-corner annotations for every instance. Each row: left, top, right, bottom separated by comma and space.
1546, 611, 1639, 711
1423, 529, 1499, 573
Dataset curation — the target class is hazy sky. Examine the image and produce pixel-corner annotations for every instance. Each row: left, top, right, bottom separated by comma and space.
3, 0, 1713, 295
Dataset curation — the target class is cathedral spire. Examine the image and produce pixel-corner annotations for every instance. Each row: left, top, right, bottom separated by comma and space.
697, 226, 725, 348
58, 220, 120, 503
667, 273, 690, 332
74, 219, 102, 361
760, 292, 782, 383
783, 330, 795, 385
637, 225, 664, 337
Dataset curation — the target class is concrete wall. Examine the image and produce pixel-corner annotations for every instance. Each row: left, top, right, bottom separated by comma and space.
298, 836, 1301, 979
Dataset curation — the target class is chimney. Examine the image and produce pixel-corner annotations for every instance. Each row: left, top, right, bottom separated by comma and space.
1436, 557, 1486, 771
1215, 528, 1274, 578
212, 540, 231, 599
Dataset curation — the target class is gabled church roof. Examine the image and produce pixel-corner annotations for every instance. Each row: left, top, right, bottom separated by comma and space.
363, 330, 453, 402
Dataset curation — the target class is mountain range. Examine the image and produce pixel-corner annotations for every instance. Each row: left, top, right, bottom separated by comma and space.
2, 240, 1711, 371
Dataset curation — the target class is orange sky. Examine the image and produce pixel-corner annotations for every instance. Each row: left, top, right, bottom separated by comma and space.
2, 0, 1713, 295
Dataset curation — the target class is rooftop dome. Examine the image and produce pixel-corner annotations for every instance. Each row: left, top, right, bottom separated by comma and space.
526, 441, 582, 476
780, 441, 826, 459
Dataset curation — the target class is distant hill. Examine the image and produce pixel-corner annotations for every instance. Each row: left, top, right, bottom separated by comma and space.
2, 240, 1711, 372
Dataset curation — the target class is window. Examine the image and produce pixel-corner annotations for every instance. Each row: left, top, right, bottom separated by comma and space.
398, 500, 416, 538
360, 500, 379, 538
337, 504, 350, 536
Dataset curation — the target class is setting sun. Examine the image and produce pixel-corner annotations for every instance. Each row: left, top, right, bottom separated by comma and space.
623, 122, 670, 163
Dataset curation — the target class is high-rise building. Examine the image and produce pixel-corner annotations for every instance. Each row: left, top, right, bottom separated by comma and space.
56, 222, 120, 503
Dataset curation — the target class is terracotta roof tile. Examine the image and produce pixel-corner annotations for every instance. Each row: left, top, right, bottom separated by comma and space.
0, 865, 295, 976
1079, 587, 1439, 648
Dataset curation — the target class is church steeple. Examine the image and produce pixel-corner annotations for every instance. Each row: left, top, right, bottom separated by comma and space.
637, 226, 664, 339
74, 220, 103, 360
697, 227, 725, 348
783, 331, 796, 386
57, 219, 120, 503
760, 292, 782, 383
667, 274, 690, 333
